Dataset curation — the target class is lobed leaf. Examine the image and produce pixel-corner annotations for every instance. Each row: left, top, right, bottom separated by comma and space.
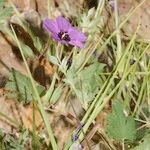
5, 69, 45, 104
106, 101, 136, 142
65, 62, 105, 103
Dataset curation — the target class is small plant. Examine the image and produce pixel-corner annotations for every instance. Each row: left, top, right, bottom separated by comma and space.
0, 0, 149, 150
106, 101, 136, 148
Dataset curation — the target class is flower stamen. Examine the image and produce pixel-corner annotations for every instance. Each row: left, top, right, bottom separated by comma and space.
58, 31, 71, 41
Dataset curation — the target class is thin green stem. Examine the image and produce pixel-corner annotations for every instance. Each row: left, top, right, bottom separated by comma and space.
82, 20, 139, 124
11, 26, 58, 150
114, 0, 122, 63
77, 42, 150, 143
94, 0, 105, 18
48, 0, 52, 18
97, 0, 146, 56
43, 73, 57, 104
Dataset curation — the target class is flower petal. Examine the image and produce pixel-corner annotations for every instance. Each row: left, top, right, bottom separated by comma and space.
69, 40, 84, 48
68, 27, 87, 42
43, 19, 59, 34
56, 16, 71, 31
60, 40, 69, 45
51, 33, 60, 41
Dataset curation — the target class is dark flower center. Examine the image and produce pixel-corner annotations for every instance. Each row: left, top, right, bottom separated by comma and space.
58, 31, 71, 42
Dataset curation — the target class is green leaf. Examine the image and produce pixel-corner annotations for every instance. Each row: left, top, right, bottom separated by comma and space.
0, 0, 13, 26
33, 37, 43, 52
49, 56, 59, 65
80, 7, 102, 33
132, 134, 150, 150
65, 62, 105, 102
21, 43, 34, 57
50, 85, 63, 104
0, 0, 4, 7
5, 69, 45, 104
59, 57, 68, 74
106, 101, 136, 142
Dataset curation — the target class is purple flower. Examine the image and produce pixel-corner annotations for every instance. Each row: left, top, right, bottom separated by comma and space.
43, 16, 87, 48
72, 123, 84, 142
